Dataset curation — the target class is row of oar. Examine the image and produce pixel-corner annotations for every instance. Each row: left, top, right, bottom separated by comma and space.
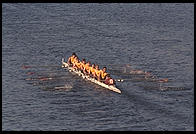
24, 72, 169, 84
22, 64, 188, 91
22, 64, 170, 83
25, 76, 166, 83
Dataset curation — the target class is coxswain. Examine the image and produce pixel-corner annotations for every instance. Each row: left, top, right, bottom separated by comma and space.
67, 53, 77, 66
104, 74, 115, 86
100, 67, 108, 80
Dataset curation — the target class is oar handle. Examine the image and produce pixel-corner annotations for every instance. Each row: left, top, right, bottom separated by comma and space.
115, 79, 124, 82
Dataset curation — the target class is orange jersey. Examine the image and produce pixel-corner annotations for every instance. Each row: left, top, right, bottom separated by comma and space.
100, 70, 108, 80
84, 64, 90, 72
73, 57, 78, 64
95, 69, 101, 77
80, 62, 86, 70
90, 66, 95, 74
70, 57, 75, 64
75, 62, 81, 69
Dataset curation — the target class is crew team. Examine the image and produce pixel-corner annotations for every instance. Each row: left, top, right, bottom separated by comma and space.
67, 53, 115, 85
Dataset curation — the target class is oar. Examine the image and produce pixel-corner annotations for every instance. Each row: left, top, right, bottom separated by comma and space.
160, 86, 187, 91
114, 78, 169, 83
55, 84, 73, 89
99, 63, 131, 66
25, 75, 76, 81
25, 70, 69, 76
22, 65, 60, 69
25, 77, 54, 81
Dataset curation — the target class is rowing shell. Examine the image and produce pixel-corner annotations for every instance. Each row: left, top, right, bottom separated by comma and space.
61, 58, 121, 94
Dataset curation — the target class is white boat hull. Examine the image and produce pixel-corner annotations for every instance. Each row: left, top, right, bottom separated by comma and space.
62, 58, 121, 94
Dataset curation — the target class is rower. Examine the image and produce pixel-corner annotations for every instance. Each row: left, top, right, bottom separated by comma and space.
84, 61, 91, 75
72, 56, 77, 69
104, 74, 115, 86
100, 67, 108, 80
76, 59, 82, 71
73, 57, 81, 70
80, 59, 86, 73
94, 65, 101, 81
90, 64, 96, 77
67, 53, 77, 66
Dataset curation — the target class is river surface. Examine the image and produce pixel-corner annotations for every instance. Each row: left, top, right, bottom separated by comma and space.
2, 3, 194, 131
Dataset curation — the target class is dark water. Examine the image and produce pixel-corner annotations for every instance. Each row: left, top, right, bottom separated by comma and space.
2, 3, 194, 131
